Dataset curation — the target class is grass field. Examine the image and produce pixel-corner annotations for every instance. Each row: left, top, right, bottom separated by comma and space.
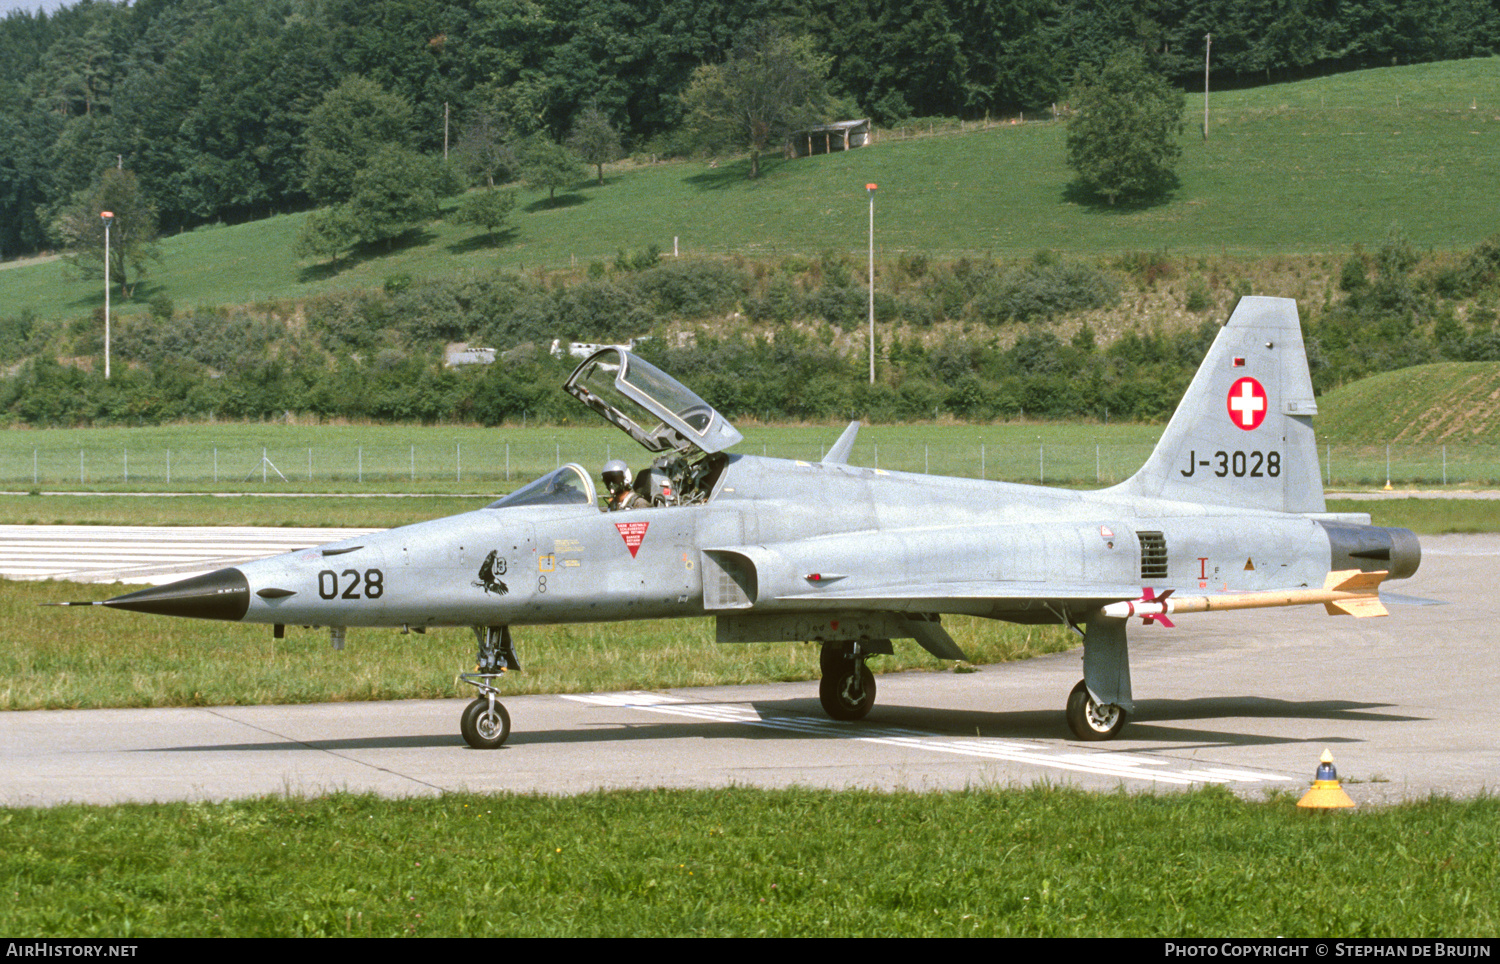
0, 421, 1167, 494
4, 492, 1494, 532
3, 59, 1497, 322
1314, 362, 1500, 443
3, 787, 1495, 936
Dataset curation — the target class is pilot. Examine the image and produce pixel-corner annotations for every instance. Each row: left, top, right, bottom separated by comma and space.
602, 459, 648, 511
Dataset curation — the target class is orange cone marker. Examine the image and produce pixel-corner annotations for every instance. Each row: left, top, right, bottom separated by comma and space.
1297, 749, 1355, 809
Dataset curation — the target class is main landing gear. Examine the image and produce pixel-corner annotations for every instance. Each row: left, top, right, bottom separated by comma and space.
1065, 679, 1126, 741
818, 640, 879, 721
459, 625, 521, 749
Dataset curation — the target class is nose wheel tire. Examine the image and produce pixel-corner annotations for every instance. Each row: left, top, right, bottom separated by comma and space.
1066, 679, 1126, 741
461, 697, 511, 749
819, 663, 876, 721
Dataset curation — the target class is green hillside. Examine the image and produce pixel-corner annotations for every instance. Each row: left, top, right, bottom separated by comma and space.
1315, 361, 1500, 442
2, 59, 1497, 323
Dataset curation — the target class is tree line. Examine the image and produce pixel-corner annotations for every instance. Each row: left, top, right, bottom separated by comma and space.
4, 0, 1498, 258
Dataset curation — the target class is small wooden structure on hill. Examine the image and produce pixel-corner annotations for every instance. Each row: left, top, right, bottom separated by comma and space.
785, 119, 872, 159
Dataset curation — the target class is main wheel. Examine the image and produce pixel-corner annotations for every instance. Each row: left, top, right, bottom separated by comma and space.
461, 697, 511, 749
819, 663, 876, 721
819, 641, 848, 677
1066, 679, 1126, 741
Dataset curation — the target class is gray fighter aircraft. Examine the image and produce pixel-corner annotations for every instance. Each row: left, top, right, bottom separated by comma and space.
70, 297, 1420, 748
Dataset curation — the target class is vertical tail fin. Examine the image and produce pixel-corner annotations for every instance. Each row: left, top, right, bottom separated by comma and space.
1112, 297, 1325, 513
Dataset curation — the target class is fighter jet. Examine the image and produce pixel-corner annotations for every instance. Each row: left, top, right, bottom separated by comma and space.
66, 297, 1419, 748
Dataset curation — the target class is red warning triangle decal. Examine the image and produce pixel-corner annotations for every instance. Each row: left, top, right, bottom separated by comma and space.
615, 521, 649, 558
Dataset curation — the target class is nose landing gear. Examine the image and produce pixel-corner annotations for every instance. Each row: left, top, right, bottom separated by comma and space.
459, 625, 521, 749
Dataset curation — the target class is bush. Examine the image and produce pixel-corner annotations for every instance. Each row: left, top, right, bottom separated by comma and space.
549, 279, 653, 342
1434, 235, 1500, 299
638, 260, 750, 317
808, 284, 865, 329
1184, 276, 1214, 313
614, 245, 661, 273
0, 310, 38, 364
746, 274, 802, 324
307, 293, 393, 353
971, 259, 1119, 324
116, 308, 282, 372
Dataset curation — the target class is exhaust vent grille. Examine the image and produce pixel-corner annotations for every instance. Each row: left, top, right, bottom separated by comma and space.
1138, 531, 1168, 581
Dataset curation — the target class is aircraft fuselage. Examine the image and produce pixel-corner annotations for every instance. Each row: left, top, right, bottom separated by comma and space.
194, 452, 1412, 633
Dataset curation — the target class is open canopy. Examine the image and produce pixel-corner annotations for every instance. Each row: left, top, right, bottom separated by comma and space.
564, 348, 743, 456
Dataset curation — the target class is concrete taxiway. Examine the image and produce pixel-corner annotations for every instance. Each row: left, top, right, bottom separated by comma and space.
0, 531, 1493, 807
0, 523, 375, 585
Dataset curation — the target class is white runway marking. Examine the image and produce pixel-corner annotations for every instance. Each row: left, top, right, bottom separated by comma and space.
0, 524, 377, 585
563, 692, 1293, 787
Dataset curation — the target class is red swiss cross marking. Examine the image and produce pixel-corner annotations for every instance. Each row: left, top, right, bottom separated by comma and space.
1227, 377, 1267, 431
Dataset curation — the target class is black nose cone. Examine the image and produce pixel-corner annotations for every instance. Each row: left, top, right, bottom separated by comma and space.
103, 567, 250, 621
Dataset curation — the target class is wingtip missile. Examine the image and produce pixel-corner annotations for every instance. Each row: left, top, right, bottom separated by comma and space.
1102, 570, 1391, 623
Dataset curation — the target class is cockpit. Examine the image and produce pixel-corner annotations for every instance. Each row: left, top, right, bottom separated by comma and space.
489, 349, 743, 513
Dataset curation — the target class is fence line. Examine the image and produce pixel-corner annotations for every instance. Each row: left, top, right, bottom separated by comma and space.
6, 440, 1499, 492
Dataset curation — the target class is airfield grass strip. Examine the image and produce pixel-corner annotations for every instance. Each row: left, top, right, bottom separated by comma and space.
1, 786, 1495, 936
0, 491, 1494, 534
0, 577, 1070, 711
1324, 497, 1500, 534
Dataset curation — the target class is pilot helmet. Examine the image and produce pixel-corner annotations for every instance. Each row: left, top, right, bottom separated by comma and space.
602, 459, 630, 488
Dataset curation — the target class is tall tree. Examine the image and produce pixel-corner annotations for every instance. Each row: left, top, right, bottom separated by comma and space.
342, 145, 442, 247
518, 135, 583, 205
452, 105, 516, 189
681, 24, 839, 178
293, 205, 359, 266
1064, 49, 1184, 207
453, 186, 517, 241
50, 167, 159, 299
567, 102, 623, 185
303, 75, 415, 206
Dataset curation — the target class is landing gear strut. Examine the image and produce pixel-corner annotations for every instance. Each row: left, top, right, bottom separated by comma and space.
1066, 679, 1126, 741
459, 626, 520, 749
818, 640, 877, 721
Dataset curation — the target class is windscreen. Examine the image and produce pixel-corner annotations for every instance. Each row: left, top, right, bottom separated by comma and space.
486, 464, 596, 509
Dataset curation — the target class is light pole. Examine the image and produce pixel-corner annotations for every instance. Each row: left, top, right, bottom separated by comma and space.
866, 182, 877, 385
1203, 33, 1212, 139
100, 210, 113, 379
